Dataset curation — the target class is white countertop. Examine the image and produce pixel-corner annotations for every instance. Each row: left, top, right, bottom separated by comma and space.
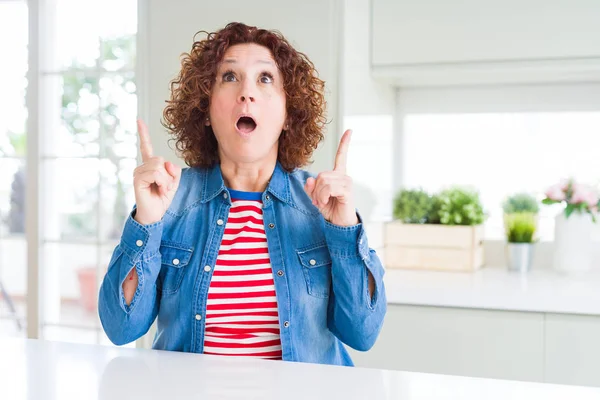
384, 266, 600, 315
2, 338, 600, 400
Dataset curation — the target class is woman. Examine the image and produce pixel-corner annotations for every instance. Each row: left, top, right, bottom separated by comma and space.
98, 22, 386, 366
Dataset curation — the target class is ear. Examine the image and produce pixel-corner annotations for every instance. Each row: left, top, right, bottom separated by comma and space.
282, 112, 290, 130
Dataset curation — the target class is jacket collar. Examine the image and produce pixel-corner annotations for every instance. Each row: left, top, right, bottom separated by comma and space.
200, 161, 291, 205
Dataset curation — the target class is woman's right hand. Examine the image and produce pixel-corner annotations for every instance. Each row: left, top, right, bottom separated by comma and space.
132, 119, 182, 225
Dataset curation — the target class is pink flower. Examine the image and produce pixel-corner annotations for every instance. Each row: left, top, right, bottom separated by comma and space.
545, 184, 566, 202
588, 192, 599, 207
571, 184, 598, 206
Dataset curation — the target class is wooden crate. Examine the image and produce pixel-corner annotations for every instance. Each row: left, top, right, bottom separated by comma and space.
384, 222, 485, 272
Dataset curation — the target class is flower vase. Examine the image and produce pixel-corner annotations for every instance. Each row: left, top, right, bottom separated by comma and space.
506, 243, 535, 273
553, 212, 594, 273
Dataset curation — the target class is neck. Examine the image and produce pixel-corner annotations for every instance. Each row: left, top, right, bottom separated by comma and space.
220, 158, 277, 192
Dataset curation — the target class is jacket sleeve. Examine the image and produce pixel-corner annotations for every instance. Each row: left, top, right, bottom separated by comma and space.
323, 217, 387, 351
98, 211, 163, 345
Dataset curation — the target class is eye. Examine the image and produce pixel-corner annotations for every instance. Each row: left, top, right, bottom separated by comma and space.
222, 70, 237, 82
260, 72, 274, 84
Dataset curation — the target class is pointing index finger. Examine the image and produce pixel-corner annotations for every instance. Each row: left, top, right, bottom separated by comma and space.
334, 129, 352, 174
137, 119, 153, 162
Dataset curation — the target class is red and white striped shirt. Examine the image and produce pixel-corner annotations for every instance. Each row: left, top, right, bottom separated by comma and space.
203, 189, 282, 359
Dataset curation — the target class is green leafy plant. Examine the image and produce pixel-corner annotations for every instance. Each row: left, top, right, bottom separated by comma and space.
503, 193, 539, 214
6, 132, 26, 233
436, 187, 486, 226
504, 212, 537, 243
393, 189, 432, 223
428, 194, 443, 224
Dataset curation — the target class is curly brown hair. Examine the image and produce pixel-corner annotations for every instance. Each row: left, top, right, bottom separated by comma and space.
161, 22, 327, 171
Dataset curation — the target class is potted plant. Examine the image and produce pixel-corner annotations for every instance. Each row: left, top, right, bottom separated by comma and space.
502, 192, 540, 215
385, 186, 486, 272
392, 188, 432, 223
504, 212, 538, 272
1, 131, 27, 234
434, 187, 486, 226
502, 193, 539, 272
542, 179, 599, 273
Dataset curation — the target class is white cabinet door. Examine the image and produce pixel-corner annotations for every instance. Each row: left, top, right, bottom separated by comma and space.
545, 313, 600, 387
371, 0, 600, 66
348, 305, 545, 382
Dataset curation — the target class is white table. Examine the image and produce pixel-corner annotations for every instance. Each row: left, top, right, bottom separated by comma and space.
1, 338, 600, 399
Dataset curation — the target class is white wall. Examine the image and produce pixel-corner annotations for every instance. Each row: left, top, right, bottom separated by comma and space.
140, 0, 343, 174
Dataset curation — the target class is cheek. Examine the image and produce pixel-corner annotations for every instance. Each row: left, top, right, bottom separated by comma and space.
210, 90, 234, 114
262, 89, 286, 117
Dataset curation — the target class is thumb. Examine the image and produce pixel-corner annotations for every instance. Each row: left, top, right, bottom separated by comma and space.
165, 161, 182, 188
304, 177, 316, 197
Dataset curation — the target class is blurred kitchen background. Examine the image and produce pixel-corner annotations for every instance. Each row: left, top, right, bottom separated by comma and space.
1, 0, 600, 388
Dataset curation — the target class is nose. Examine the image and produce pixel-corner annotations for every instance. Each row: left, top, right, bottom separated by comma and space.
238, 94, 255, 103
238, 80, 256, 103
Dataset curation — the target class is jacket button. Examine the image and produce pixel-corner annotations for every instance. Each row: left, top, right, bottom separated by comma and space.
217, 219, 224, 226
204, 265, 212, 272
277, 270, 284, 277
309, 259, 316, 266
195, 314, 202, 321
136, 240, 143, 247
172, 258, 180, 266
283, 321, 290, 328
268, 223, 275, 229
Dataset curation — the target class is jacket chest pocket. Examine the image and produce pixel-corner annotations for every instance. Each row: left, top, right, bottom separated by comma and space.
296, 243, 332, 298
157, 242, 194, 294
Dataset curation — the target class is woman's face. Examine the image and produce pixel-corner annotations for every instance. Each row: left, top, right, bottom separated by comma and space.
209, 43, 287, 166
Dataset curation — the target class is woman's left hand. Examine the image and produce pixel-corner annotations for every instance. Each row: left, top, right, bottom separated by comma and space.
304, 129, 359, 227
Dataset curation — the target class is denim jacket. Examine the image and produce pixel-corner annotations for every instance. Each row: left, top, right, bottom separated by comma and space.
98, 162, 387, 366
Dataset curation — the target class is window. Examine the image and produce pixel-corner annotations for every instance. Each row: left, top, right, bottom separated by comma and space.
37, 0, 138, 345
345, 115, 394, 224
344, 115, 394, 250
403, 112, 600, 241
0, 0, 28, 338
0, 0, 138, 346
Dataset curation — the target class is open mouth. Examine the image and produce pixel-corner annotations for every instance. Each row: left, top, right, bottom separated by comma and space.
236, 116, 257, 134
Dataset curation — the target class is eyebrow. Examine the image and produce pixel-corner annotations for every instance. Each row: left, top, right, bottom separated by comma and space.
221, 58, 275, 66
